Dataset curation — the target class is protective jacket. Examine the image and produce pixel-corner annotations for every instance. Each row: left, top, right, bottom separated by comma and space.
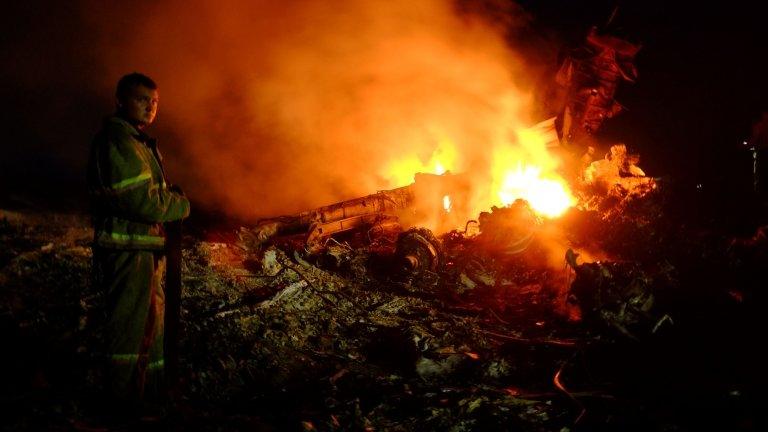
87, 116, 189, 249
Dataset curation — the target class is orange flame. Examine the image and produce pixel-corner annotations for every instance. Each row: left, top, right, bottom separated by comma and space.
490, 124, 575, 218
383, 121, 574, 225
496, 165, 574, 218
384, 136, 458, 186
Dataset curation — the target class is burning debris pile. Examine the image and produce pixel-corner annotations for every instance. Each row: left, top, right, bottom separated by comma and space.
2, 34, 734, 431
160, 180, 767, 430
582, 144, 656, 199
2, 161, 767, 430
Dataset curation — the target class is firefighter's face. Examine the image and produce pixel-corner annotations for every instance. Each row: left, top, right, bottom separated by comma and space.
119, 85, 159, 129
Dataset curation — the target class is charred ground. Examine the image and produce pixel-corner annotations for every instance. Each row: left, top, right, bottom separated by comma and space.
2, 178, 767, 431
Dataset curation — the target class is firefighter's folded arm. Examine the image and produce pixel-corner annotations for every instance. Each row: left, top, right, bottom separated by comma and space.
110, 183, 190, 224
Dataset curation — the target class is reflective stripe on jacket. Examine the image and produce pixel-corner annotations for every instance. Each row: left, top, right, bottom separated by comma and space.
88, 116, 190, 250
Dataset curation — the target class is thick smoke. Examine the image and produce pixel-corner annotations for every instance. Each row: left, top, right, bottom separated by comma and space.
82, 0, 547, 220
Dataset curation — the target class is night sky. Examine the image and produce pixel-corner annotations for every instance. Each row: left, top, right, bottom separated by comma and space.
1, 1, 766, 216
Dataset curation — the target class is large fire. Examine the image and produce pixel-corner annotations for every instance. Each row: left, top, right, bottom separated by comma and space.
383, 122, 575, 224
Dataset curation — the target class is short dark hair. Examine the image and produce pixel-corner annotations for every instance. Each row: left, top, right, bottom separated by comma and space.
116, 73, 157, 101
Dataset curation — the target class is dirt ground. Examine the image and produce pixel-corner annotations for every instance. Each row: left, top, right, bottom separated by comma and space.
2, 185, 767, 431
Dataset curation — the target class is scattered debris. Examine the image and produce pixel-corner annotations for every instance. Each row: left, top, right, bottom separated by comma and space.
3, 176, 766, 430
566, 249, 674, 341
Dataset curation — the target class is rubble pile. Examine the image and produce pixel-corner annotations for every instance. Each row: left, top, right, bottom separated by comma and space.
2, 186, 767, 430
178, 234, 578, 430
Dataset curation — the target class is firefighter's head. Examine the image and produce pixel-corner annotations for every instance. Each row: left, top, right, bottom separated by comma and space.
116, 73, 159, 129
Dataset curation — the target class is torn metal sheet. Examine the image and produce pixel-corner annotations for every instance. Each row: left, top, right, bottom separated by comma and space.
556, 27, 640, 147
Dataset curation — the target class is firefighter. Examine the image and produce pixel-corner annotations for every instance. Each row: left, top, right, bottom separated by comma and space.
87, 73, 190, 414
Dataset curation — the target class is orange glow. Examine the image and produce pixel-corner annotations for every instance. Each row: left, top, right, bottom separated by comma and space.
383, 121, 574, 222
489, 125, 575, 218
90, 0, 569, 221
384, 138, 459, 186
497, 165, 574, 218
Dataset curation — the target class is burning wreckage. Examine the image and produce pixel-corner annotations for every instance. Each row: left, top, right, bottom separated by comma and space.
238, 25, 660, 342
5, 27, 766, 431
239, 143, 663, 339
176, 26, 683, 426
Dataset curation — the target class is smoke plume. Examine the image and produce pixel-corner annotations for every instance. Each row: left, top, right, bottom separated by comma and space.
82, 0, 548, 220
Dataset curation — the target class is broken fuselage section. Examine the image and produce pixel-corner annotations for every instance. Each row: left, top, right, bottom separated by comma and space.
243, 172, 474, 254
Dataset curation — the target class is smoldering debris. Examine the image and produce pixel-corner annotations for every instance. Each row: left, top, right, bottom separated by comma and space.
2, 187, 767, 430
